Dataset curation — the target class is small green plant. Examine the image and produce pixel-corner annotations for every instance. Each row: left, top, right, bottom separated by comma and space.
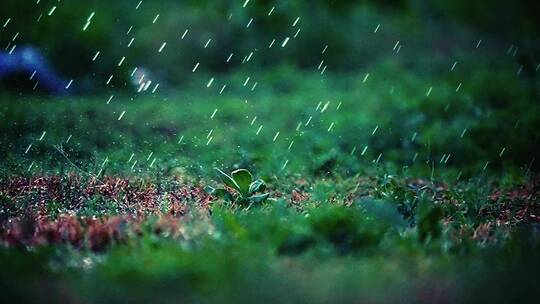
205, 168, 270, 207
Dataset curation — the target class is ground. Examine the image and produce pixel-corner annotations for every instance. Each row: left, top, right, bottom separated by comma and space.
1, 64, 540, 302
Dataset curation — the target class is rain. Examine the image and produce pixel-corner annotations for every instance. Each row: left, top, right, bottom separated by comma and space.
0, 1, 539, 303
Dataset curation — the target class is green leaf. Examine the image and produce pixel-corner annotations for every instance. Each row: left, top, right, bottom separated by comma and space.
232, 169, 252, 196
215, 168, 240, 191
213, 188, 233, 202
248, 179, 266, 195
204, 186, 216, 194
249, 193, 269, 204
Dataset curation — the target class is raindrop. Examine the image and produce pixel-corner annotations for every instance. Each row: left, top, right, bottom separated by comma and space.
281, 37, 290, 47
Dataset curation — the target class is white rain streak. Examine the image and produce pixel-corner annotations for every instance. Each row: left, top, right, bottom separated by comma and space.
181, 29, 189, 39
281, 37, 290, 47
118, 56, 126, 66
3, 18, 11, 28
192, 62, 200, 72
97, 157, 109, 176
327, 122, 334, 132
83, 12, 95, 31
321, 101, 330, 113
158, 42, 167, 53
48, 6, 56, 16
476, 39, 482, 48
281, 159, 289, 170
322, 45, 328, 54
288, 140, 294, 150
363, 73, 370, 83
118, 111, 126, 120
305, 116, 312, 126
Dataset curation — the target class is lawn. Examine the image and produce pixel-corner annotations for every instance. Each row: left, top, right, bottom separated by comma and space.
2, 65, 539, 302
1, 1, 540, 303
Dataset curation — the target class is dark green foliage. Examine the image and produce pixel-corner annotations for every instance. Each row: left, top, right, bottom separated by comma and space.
416, 198, 444, 242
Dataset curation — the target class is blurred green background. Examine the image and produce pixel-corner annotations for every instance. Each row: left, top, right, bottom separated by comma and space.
2, 0, 539, 87
0, 0, 539, 176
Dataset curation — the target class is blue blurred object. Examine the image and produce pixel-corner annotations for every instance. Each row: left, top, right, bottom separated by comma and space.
0, 45, 71, 94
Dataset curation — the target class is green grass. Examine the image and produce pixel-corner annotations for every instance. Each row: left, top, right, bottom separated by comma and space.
2, 59, 538, 178
1, 58, 539, 303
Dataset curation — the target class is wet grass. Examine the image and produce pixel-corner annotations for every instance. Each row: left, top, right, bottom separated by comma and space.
1, 61, 540, 302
